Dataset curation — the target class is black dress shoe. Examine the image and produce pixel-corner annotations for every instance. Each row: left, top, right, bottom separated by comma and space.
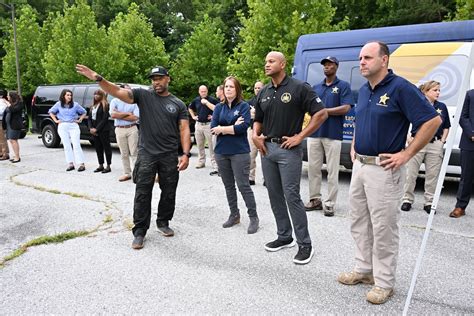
101, 166, 111, 173
10, 158, 21, 163
0, 155, 9, 161
77, 165, 86, 172
424, 205, 436, 214
249, 180, 256, 186
66, 165, 75, 171
94, 166, 104, 173
401, 202, 412, 212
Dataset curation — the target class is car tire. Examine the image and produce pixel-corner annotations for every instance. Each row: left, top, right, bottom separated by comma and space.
42, 124, 61, 148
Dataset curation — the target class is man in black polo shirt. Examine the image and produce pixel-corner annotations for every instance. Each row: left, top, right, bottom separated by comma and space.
253, 51, 328, 265
76, 64, 191, 250
189, 85, 220, 175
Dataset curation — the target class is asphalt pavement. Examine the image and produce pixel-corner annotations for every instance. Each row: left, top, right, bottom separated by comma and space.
0, 136, 473, 314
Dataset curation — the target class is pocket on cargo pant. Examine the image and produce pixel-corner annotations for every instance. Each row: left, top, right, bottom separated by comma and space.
132, 158, 141, 184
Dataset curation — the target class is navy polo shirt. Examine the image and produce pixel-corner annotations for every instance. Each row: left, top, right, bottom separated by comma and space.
211, 100, 251, 155
355, 70, 438, 156
189, 95, 219, 122
412, 100, 451, 138
254, 75, 324, 138
310, 77, 354, 140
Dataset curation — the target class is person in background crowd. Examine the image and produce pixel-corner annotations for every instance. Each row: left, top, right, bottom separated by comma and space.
211, 76, 259, 234
253, 51, 328, 265
49, 89, 87, 171
450, 89, 474, 218
2, 91, 23, 163
0, 90, 10, 160
189, 85, 220, 175
337, 41, 441, 305
401, 80, 450, 213
76, 64, 191, 250
305, 56, 354, 216
216, 85, 225, 103
247, 81, 264, 185
110, 84, 139, 182
88, 89, 112, 174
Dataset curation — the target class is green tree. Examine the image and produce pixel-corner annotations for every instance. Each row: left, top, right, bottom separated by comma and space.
446, 0, 474, 20
171, 15, 228, 103
107, 2, 168, 84
2, 5, 44, 95
228, 0, 347, 87
42, 0, 126, 83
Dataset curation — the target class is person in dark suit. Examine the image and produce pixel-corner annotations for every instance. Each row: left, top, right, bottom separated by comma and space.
450, 89, 474, 218
2, 91, 23, 163
88, 89, 112, 173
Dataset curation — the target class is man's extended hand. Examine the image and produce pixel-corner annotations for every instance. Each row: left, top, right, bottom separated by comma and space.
281, 134, 303, 149
76, 64, 97, 81
379, 151, 410, 170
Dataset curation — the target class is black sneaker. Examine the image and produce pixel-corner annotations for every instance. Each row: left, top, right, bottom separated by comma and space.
293, 245, 314, 265
132, 236, 144, 249
157, 221, 174, 237
401, 202, 412, 212
264, 238, 296, 252
249, 180, 256, 186
424, 205, 436, 214
210, 171, 219, 176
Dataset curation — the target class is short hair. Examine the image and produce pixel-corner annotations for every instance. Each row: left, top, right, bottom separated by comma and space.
223, 76, 243, 104
419, 80, 440, 94
59, 89, 74, 107
368, 41, 390, 57
217, 85, 224, 91
0, 89, 7, 99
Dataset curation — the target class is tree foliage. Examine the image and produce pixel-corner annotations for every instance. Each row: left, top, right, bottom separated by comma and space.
42, 0, 126, 83
2, 5, 44, 95
107, 2, 169, 84
171, 15, 228, 103
446, 0, 474, 20
228, 0, 348, 88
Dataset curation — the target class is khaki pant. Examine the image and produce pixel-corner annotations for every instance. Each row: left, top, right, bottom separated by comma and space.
349, 159, 405, 289
403, 140, 444, 205
307, 137, 341, 208
247, 128, 258, 181
0, 122, 9, 156
115, 125, 139, 176
195, 122, 216, 170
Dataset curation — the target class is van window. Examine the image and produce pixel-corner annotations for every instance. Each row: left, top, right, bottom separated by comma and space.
72, 86, 87, 107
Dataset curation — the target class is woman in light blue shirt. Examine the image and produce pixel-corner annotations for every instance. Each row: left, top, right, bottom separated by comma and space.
49, 89, 87, 171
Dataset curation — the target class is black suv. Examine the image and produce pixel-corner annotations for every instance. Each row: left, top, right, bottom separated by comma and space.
31, 83, 148, 148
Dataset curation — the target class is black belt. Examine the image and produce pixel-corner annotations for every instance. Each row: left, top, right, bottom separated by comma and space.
430, 136, 441, 143
265, 137, 284, 144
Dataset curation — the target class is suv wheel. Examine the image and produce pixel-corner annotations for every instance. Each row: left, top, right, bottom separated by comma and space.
42, 124, 60, 148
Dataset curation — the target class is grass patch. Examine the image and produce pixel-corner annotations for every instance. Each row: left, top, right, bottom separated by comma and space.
1, 230, 90, 268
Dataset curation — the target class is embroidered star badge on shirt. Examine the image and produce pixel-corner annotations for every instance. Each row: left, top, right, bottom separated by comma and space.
436, 108, 442, 114
379, 93, 390, 105
332, 87, 339, 94
234, 110, 239, 116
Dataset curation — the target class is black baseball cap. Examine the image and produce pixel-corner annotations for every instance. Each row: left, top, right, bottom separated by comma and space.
320, 56, 339, 66
147, 66, 169, 78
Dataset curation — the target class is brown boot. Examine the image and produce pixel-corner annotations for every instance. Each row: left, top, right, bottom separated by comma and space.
449, 207, 465, 218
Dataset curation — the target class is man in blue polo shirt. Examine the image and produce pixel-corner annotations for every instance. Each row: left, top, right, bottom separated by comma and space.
189, 85, 220, 175
337, 41, 441, 304
305, 56, 354, 216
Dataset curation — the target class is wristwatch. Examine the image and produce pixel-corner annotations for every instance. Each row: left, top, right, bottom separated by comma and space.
95, 74, 103, 82
182, 152, 191, 158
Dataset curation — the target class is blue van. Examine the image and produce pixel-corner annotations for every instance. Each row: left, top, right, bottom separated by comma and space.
293, 20, 474, 175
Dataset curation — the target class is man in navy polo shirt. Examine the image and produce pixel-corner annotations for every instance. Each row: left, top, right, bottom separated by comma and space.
305, 56, 354, 216
337, 41, 441, 304
253, 51, 328, 265
189, 85, 220, 175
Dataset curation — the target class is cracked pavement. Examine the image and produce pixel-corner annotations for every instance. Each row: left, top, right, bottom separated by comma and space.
0, 136, 473, 314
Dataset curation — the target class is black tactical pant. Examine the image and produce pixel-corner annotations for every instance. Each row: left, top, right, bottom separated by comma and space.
132, 152, 179, 237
